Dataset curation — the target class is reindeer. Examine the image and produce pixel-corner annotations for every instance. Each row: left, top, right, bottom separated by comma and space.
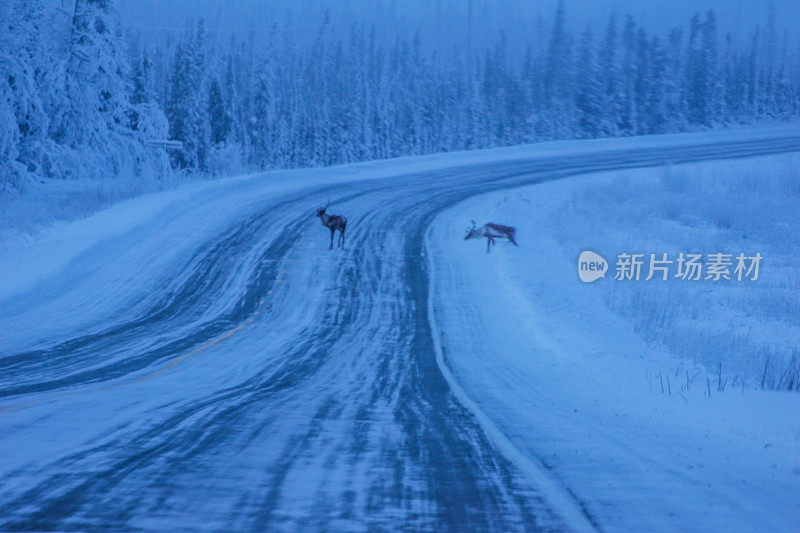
464, 220, 518, 253
315, 203, 347, 249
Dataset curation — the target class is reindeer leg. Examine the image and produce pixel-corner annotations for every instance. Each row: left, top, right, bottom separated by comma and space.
329, 228, 334, 249
486, 237, 492, 253
340, 229, 345, 249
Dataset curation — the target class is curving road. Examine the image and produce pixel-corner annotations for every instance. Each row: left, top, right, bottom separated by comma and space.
1, 130, 798, 531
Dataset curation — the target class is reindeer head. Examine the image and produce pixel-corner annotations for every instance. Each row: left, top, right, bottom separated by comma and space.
314, 201, 330, 218
464, 220, 478, 240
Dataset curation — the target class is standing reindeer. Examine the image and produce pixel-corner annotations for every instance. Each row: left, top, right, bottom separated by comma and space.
315, 203, 347, 249
464, 220, 518, 253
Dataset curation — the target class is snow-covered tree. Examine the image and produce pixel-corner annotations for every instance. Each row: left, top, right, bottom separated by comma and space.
167, 21, 210, 170
5, 2, 797, 187
575, 29, 603, 138
0, 0, 50, 186
1, 0, 166, 187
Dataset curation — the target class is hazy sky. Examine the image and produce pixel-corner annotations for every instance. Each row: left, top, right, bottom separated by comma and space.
115, 0, 800, 55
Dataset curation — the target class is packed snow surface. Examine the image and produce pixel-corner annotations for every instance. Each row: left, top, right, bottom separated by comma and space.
1, 127, 798, 530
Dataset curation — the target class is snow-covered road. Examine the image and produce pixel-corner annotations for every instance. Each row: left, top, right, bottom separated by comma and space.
1, 128, 798, 530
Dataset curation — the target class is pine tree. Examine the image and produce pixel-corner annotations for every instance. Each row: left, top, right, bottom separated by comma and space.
701, 10, 721, 125
167, 20, 210, 170
634, 29, 650, 133
686, 13, 709, 126
207, 79, 229, 145
575, 28, 603, 138
646, 36, 669, 133
619, 15, 637, 135
48, 0, 165, 180
543, 1, 566, 105
599, 11, 620, 135
0, 0, 50, 186
666, 28, 686, 129
53, 0, 130, 145
130, 52, 149, 106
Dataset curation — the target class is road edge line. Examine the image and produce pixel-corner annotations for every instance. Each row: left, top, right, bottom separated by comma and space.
423, 225, 598, 533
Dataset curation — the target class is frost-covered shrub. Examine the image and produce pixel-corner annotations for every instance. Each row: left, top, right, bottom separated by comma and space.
559, 156, 800, 389
206, 142, 245, 177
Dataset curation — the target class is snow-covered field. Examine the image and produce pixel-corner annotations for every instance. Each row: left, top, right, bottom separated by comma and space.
1, 128, 798, 530
427, 153, 800, 531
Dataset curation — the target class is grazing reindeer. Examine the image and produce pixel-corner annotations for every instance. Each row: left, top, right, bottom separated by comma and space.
464, 220, 518, 253
315, 203, 347, 249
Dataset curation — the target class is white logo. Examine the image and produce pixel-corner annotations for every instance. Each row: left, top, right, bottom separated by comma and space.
578, 251, 608, 283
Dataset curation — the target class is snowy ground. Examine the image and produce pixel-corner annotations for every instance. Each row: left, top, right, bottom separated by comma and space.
2, 123, 798, 246
0, 174, 187, 243
427, 154, 800, 531
0, 128, 798, 530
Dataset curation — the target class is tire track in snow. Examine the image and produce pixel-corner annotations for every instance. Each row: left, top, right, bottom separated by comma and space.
0, 133, 797, 530
423, 226, 597, 533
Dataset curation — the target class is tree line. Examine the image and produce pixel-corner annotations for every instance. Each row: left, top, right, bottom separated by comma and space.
130, 4, 800, 173
2, 0, 798, 187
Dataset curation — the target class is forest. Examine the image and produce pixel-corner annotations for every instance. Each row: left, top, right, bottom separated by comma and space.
1, 0, 798, 187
